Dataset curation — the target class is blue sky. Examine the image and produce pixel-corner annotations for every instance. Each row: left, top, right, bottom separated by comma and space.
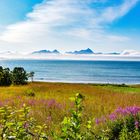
0, 0, 140, 53
0, 0, 42, 25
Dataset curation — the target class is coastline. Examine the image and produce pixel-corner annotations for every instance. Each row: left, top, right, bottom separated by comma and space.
29, 81, 140, 86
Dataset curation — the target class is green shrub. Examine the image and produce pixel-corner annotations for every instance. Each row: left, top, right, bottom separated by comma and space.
25, 89, 35, 97
119, 125, 140, 140
53, 93, 95, 140
0, 104, 48, 140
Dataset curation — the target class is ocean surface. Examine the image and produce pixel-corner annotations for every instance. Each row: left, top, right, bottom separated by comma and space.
0, 59, 140, 84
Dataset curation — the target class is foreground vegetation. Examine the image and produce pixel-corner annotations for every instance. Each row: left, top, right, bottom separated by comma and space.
0, 66, 34, 86
0, 93, 140, 139
0, 82, 140, 139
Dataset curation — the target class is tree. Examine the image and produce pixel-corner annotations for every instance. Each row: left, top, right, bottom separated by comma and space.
12, 67, 28, 85
28, 71, 35, 82
2, 68, 12, 86
0, 66, 12, 86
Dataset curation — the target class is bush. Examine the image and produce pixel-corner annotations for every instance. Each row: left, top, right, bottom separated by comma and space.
25, 89, 36, 97
0, 104, 48, 139
53, 93, 95, 140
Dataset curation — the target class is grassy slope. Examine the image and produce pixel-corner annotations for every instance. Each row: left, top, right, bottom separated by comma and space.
0, 82, 140, 127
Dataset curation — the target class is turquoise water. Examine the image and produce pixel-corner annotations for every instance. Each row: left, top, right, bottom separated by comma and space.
0, 60, 140, 84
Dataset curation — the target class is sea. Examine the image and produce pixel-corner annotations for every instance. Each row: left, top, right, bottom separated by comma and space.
0, 59, 140, 84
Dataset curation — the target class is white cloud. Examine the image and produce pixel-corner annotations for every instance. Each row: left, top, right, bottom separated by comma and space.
107, 35, 130, 42
0, 0, 139, 52
100, 0, 139, 23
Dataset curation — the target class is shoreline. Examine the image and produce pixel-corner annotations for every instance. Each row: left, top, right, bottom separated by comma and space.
30, 81, 140, 86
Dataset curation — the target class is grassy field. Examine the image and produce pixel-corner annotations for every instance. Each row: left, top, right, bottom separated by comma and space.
0, 82, 140, 131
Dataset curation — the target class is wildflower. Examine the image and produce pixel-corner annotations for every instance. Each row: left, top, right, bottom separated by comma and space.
115, 106, 140, 117
135, 121, 139, 129
28, 99, 36, 106
95, 119, 100, 125
115, 107, 128, 116
47, 99, 56, 108
109, 113, 117, 121
24, 122, 29, 129
0, 101, 3, 107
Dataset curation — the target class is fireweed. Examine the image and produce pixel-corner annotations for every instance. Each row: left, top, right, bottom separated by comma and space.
95, 106, 140, 125
95, 106, 140, 139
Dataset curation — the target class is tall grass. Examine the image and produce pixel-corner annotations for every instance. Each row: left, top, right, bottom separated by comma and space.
0, 93, 139, 139
0, 82, 139, 131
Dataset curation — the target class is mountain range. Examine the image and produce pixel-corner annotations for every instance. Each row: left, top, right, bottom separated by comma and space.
1, 49, 140, 57
32, 49, 60, 54
32, 48, 94, 55
66, 48, 94, 54
31, 49, 140, 56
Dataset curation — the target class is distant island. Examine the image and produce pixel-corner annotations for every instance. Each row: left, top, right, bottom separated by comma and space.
32, 48, 94, 55
66, 48, 94, 54
32, 49, 60, 54
31, 48, 122, 55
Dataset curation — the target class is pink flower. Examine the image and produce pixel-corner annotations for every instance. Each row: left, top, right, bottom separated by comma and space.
47, 99, 56, 108
109, 113, 117, 121
135, 121, 139, 129
24, 122, 29, 129
95, 119, 100, 125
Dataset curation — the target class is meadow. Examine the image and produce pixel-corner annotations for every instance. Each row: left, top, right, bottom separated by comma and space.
0, 82, 140, 127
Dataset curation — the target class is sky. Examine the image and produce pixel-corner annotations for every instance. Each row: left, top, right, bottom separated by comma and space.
0, 0, 140, 53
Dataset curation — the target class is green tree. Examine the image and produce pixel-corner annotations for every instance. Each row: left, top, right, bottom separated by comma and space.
0, 66, 12, 86
28, 71, 35, 82
2, 68, 12, 86
0, 66, 4, 86
12, 67, 28, 85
